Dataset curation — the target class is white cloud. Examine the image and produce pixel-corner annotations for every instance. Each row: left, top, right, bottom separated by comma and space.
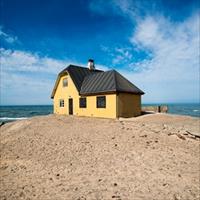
0, 71, 54, 105
0, 48, 67, 104
89, 0, 154, 21
113, 47, 133, 64
0, 48, 67, 74
120, 13, 199, 103
100, 45, 133, 65
130, 14, 199, 80
1, 1, 199, 104
89, 0, 140, 19
0, 48, 109, 105
94, 1, 199, 103
0, 27, 19, 44
0, 48, 108, 74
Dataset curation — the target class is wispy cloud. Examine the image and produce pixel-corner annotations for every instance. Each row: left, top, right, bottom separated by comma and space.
0, 27, 19, 44
0, 48, 67, 104
0, 48, 66, 74
0, 48, 109, 105
100, 45, 133, 65
1, 0, 199, 104
94, 1, 200, 103
124, 13, 199, 102
129, 13, 199, 78
113, 47, 132, 64
89, 0, 157, 20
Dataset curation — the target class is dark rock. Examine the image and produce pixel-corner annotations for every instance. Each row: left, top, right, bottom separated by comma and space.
176, 134, 186, 140
19, 191, 24, 197
112, 195, 121, 199
0, 122, 5, 127
186, 130, 200, 138
140, 135, 147, 137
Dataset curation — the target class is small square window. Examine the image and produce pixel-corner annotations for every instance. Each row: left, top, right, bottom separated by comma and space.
63, 78, 68, 87
59, 99, 64, 107
97, 96, 106, 108
79, 97, 87, 108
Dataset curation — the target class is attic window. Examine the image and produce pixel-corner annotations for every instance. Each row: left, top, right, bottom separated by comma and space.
59, 99, 64, 107
63, 78, 68, 87
79, 97, 87, 108
97, 96, 106, 108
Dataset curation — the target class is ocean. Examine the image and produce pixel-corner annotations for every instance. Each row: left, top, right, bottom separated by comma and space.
0, 105, 53, 123
143, 103, 200, 118
0, 103, 199, 123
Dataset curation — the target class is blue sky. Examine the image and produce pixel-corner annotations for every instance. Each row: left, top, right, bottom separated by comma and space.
0, 0, 199, 105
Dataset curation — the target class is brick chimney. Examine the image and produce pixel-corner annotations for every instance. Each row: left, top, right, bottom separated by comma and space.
88, 59, 95, 70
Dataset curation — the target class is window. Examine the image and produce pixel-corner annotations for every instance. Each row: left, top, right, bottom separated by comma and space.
97, 96, 106, 108
79, 97, 87, 108
63, 78, 68, 87
59, 99, 64, 107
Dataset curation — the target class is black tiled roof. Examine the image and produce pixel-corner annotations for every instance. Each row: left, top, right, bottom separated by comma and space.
51, 65, 144, 98
80, 70, 144, 95
67, 65, 102, 92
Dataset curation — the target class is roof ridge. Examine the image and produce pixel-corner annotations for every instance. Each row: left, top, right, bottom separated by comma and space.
85, 70, 104, 77
68, 64, 88, 69
68, 64, 104, 72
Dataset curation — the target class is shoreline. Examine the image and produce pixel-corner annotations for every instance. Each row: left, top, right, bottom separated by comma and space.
0, 112, 199, 125
1, 104, 199, 122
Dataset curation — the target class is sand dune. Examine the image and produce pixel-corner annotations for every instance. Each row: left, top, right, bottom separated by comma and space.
0, 114, 199, 200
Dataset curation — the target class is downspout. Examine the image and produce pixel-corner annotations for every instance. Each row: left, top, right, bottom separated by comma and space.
116, 92, 119, 119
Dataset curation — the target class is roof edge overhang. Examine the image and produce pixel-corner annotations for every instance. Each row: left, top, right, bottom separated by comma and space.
79, 90, 144, 96
117, 91, 145, 95
80, 90, 116, 96
51, 71, 68, 99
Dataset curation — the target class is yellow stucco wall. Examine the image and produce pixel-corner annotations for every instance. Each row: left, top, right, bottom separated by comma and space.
53, 74, 117, 118
117, 93, 141, 117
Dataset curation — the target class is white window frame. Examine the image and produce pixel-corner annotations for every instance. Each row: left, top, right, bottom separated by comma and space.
63, 78, 68, 87
59, 99, 64, 107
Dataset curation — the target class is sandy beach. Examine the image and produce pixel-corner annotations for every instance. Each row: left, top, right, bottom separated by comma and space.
0, 113, 200, 200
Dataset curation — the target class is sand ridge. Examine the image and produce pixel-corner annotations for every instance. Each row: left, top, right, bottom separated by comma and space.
0, 114, 200, 200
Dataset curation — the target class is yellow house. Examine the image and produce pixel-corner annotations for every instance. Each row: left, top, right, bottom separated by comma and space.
51, 59, 144, 118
